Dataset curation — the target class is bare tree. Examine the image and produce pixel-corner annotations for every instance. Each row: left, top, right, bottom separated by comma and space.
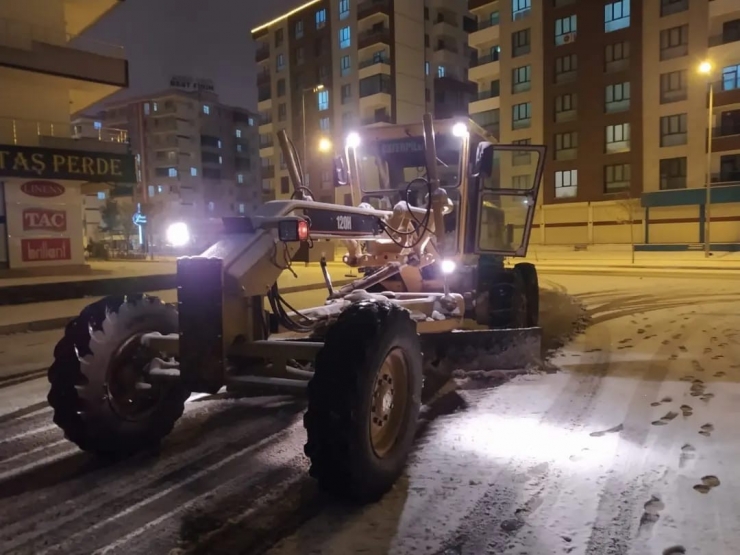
614, 191, 638, 264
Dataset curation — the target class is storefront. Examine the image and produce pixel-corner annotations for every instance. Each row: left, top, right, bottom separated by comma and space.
0, 144, 136, 270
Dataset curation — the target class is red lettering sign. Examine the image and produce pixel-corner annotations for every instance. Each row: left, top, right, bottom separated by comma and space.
22, 208, 67, 232
21, 238, 71, 262
20, 180, 65, 198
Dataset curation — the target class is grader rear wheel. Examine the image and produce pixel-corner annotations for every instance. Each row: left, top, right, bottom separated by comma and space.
47, 295, 189, 457
304, 300, 422, 503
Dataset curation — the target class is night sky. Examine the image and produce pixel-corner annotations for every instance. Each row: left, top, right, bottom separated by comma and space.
85, 0, 293, 110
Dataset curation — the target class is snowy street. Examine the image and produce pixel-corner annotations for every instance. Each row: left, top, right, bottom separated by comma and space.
0, 271, 738, 554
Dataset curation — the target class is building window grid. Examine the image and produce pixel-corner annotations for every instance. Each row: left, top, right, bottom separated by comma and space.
340, 55, 351, 76
555, 169, 577, 198
606, 123, 631, 152
660, 113, 688, 147
555, 15, 577, 45
605, 0, 630, 33
339, 26, 351, 49
512, 65, 531, 93
722, 65, 740, 91
604, 163, 631, 193
512, 29, 531, 58
512, 102, 532, 129
295, 20, 304, 39
555, 132, 578, 158
318, 90, 329, 111
660, 157, 687, 189
660, 25, 689, 60
555, 93, 577, 122
512, 0, 531, 20
339, 0, 350, 19
555, 54, 577, 82
316, 9, 327, 29
660, 70, 688, 103
606, 82, 631, 112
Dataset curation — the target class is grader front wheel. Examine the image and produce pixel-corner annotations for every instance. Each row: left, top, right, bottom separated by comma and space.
47, 295, 189, 457
304, 300, 422, 503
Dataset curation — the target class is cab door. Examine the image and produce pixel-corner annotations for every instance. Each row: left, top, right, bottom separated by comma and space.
470, 144, 546, 258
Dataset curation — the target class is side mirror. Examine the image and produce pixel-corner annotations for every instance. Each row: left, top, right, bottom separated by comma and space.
333, 155, 349, 187
474, 142, 495, 177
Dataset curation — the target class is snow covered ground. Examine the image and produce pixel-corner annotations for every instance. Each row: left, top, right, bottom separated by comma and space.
266, 273, 740, 555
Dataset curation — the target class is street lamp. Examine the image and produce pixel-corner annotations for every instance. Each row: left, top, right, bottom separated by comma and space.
301, 84, 325, 183
699, 61, 713, 257
317, 136, 333, 153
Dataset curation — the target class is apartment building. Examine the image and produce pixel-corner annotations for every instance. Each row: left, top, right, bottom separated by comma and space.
80, 89, 261, 243
469, 0, 740, 250
251, 0, 474, 204
0, 0, 133, 271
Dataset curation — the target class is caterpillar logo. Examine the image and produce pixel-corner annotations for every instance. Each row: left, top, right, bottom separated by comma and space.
337, 215, 352, 231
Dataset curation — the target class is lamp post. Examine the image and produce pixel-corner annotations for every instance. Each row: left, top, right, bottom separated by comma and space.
301, 84, 325, 184
699, 61, 713, 257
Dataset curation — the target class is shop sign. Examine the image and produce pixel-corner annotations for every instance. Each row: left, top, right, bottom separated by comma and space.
0, 145, 136, 183
20, 181, 65, 198
23, 208, 67, 232
21, 238, 72, 262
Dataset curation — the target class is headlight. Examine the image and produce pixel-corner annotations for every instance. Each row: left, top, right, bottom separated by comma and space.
441, 259, 456, 274
166, 222, 190, 247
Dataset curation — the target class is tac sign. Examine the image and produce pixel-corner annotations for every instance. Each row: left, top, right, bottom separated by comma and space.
132, 212, 147, 226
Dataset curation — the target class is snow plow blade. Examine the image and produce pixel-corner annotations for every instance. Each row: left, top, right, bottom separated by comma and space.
422, 327, 542, 374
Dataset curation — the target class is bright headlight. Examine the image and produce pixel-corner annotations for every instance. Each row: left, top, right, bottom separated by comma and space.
166, 222, 190, 247
441, 259, 456, 274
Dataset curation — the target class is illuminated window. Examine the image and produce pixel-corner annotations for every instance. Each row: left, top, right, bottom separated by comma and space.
340, 55, 351, 76
555, 169, 577, 198
316, 9, 326, 29
203, 104, 211, 115
94, 121, 102, 130
318, 90, 329, 111
208, 201, 215, 212
238, 174, 244, 184
605, 0, 630, 32
339, 27, 351, 49
191, 167, 197, 176
339, 0, 350, 19
438, 65, 446, 78
236, 129, 242, 138
168, 168, 178, 177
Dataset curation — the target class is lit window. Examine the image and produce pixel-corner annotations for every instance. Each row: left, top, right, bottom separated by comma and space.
248, 117, 255, 126
512, 0, 531, 20
217, 139, 222, 148
157, 185, 165, 193
237, 144, 243, 152
723, 65, 740, 91
97, 191, 106, 200
605, 82, 631, 113
239, 203, 245, 213
425, 62, 430, 75
512, 102, 531, 129
94, 121, 102, 130
340, 55, 351, 76
606, 123, 631, 152
555, 169, 577, 198
203, 105, 211, 115
236, 129, 242, 138
144, 103, 150, 115
238, 174, 244, 184
339, 27, 351, 49
153, 102, 159, 112
168, 168, 178, 177
218, 155, 223, 164
319, 117, 330, 130
555, 15, 577, 45
318, 90, 329, 111
438, 66, 446, 78
605, 0, 630, 32
148, 185, 155, 197
208, 201, 215, 212
316, 9, 327, 29
339, 0, 350, 19
191, 167, 198, 176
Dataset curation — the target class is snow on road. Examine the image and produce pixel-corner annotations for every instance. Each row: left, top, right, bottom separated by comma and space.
266, 274, 740, 555
0, 273, 739, 555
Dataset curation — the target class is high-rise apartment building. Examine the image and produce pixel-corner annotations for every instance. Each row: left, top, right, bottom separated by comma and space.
251, 0, 474, 204
0, 0, 133, 270
80, 88, 261, 237
469, 0, 740, 249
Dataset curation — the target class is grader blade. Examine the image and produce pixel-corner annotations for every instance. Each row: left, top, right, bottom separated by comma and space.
421, 327, 542, 376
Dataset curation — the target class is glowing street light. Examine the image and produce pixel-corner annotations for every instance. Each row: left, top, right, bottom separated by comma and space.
698, 61, 712, 75
317, 137, 333, 153
346, 132, 361, 149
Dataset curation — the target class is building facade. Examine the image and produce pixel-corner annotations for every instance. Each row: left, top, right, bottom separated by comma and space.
79, 89, 261, 245
469, 0, 740, 249
0, 0, 133, 271
251, 0, 474, 205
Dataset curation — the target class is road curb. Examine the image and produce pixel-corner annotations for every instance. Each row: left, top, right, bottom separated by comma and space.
0, 366, 48, 389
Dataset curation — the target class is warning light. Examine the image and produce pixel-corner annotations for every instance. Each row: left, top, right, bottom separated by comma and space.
278, 219, 310, 242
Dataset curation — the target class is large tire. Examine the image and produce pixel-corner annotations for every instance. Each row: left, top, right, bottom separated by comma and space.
304, 300, 422, 503
514, 262, 539, 327
47, 295, 189, 457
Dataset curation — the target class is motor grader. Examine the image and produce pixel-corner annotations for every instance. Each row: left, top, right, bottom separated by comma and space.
47, 114, 546, 503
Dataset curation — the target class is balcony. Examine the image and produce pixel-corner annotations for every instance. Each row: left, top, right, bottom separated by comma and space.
257, 71, 271, 86
0, 17, 127, 112
469, 14, 499, 47
256, 44, 269, 63
469, 88, 500, 113
469, 0, 496, 10
358, 0, 391, 20
433, 15, 459, 37
0, 116, 127, 148
713, 78, 740, 107
358, 27, 391, 50
712, 124, 740, 152
661, 0, 688, 16
359, 56, 391, 79
362, 111, 391, 126
469, 53, 500, 81
710, 0, 740, 18
555, 148, 577, 161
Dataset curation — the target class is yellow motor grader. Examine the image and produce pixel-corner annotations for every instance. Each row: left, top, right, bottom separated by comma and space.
47, 114, 546, 503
